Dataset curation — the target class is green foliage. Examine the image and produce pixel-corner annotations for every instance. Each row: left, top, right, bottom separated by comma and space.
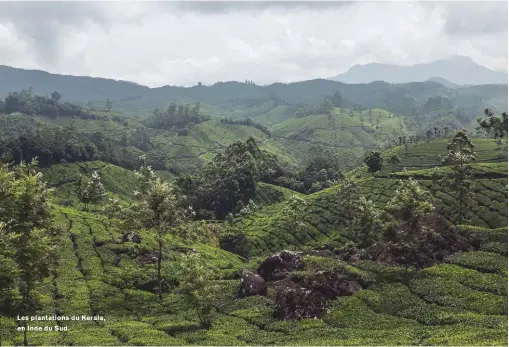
0, 222, 20, 315
328, 91, 344, 108
105, 98, 112, 112
336, 178, 382, 249
50, 91, 61, 102
220, 117, 271, 137
379, 178, 466, 269
218, 221, 251, 259
282, 194, 310, 237
294, 98, 334, 118
440, 130, 476, 224
4, 89, 102, 120
477, 108, 508, 139
0, 159, 56, 345
409, 277, 507, 315
178, 138, 260, 219
0, 125, 103, 168
125, 155, 194, 299
0, 77, 506, 345
0, 316, 16, 346
385, 154, 402, 164
385, 178, 436, 223
298, 146, 343, 193
102, 197, 126, 220
449, 251, 508, 276
177, 252, 219, 328
77, 170, 106, 208
148, 101, 209, 130
364, 151, 384, 172
422, 264, 507, 295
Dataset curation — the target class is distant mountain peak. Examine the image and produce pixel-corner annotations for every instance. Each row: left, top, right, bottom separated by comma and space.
450, 54, 473, 62
330, 56, 508, 86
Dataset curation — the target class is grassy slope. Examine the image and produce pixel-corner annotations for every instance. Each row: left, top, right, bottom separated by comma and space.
2, 142, 507, 346
42, 161, 147, 205
235, 138, 508, 256
153, 119, 296, 165
5, 103, 491, 171
0, 112, 297, 169
4, 210, 507, 345
267, 107, 411, 168
43, 161, 291, 210
382, 138, 508, 172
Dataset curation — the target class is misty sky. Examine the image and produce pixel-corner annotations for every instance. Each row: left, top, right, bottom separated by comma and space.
0, 1, 507, 87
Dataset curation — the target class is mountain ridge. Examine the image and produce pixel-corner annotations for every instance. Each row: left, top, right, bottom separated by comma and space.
330, 55, 508, 85
0, 64, 507, 115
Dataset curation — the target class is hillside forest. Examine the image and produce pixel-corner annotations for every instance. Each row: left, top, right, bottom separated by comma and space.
0, 73, 507, 346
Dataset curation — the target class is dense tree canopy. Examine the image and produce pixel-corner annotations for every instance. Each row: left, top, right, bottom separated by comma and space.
179, 138, 260, 220
364, 151, 383, 173
0, 160, 56, 345
148, 102, 209, 130
2, 89, 107, 120
477, 108, 508, 139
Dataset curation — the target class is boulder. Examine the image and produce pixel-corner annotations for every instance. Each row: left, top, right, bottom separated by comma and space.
257, 250, 304, 281
269, 271, 364, 320
239, 270, 267, 297
122, 231, 141, 244
295, 271, 363, 299
274, 285, 327, 320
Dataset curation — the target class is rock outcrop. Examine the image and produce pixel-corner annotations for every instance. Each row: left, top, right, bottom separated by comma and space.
239, 270, 267, 297
293, 271, 363, 299
257, 250, 304, 281
122, 231, 141, 244
239, 250, 365, 320
274, 280, 327, 320
137, 250, 159, 265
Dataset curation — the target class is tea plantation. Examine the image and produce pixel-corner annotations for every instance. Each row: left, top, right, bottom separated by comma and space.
1, 138, 507, 346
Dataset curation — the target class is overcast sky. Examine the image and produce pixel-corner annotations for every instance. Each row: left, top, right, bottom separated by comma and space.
0, 1, 507, 87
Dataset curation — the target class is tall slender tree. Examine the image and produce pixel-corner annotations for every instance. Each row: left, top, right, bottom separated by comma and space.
0, 159, 55, 346
128, 156, 193, 300
282, 195, 308, 236
441, 130, 476, 224
177, 252, 218, 328
105, 98, 112, 112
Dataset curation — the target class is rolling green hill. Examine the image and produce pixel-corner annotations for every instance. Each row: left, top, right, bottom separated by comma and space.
43, 160, 296, 213
0, 66, 507, 347
232, 138, 508, 256
1, 65, 506, 115
1, 134, 507, 346
0, 111, 295, 173
2, 209, 506, 346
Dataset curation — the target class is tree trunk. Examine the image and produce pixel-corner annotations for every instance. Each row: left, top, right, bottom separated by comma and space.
196, 307, 203, 327
458, 195, 463, 225
23, 320, 27, 346
157, 239, 162, 300
22, 285, 29, 346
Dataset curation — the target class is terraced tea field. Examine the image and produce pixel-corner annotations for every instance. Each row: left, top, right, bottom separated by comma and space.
383, 138, 508, 172
3, 207, 506, 345
1, 137, 506, 346
235, 138, 507, 256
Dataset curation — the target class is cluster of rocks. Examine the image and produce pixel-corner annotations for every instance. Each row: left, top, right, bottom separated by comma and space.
122, 231, 141, 244
239, 250, 364, 320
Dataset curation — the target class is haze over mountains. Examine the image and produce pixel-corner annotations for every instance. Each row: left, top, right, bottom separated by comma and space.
0, 61, 507, 112
330, 55, 508, 86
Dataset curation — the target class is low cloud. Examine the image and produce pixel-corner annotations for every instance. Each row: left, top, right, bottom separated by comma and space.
0, 1, 506, 87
